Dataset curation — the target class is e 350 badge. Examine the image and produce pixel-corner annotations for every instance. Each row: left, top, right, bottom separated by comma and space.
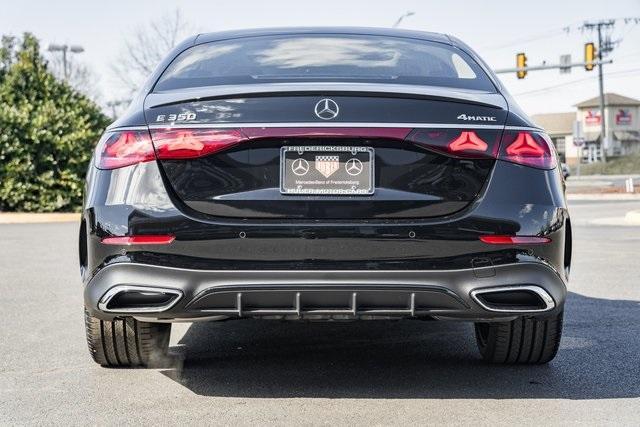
155, 112, 197, 122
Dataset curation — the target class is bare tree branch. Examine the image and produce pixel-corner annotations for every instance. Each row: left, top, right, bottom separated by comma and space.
111, 9, 192, 97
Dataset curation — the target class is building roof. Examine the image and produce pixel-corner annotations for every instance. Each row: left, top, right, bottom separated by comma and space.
531, 112, 575, 135
574, 93, 640, 108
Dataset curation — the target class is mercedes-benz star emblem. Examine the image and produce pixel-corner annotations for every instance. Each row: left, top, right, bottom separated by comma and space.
345, 158, 364, 176
291, 158, 310, 176
314, 98, 339, 120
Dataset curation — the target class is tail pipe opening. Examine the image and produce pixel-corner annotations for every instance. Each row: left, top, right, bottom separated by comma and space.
98, 286, 182, 313
470, 285, 555, 313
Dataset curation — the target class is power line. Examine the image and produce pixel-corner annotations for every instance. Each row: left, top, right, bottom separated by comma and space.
482, 17, 640, 52
487, 17, 639, 57
480, 26, 571, 51
513, 76, 595, 96
613, 49, 640, 60
513, 67, 640, 97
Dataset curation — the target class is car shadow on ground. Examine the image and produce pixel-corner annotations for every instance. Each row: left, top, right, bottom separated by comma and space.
160, 291, 640, 399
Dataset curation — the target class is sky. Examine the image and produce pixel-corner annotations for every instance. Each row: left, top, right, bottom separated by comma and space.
1, 0, 639, 116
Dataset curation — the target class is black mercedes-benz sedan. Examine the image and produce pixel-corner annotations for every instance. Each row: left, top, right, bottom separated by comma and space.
81, 27, 570, 367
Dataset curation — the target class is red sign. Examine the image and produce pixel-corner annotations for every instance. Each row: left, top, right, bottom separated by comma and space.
615, 109, 632, 125
585, 109, 601, 125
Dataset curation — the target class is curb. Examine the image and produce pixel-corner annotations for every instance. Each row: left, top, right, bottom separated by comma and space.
568, 174, 640, 181
567, 193, 640, 201
0, 213, 81, 224
589, 210, 640, 227
625, 210, 640, 225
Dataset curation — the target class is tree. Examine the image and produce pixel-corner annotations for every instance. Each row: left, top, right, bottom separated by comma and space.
111, 10, 192, 97
0, 33, 110, 212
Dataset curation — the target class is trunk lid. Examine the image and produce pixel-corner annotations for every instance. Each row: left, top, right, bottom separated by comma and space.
144, 90, 507, 219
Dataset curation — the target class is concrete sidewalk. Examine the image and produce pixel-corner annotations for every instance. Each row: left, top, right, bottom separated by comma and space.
0, 213, 81, 224
568, 174, 640, 181
567, 193, 640, 201
566, 173, 639, 197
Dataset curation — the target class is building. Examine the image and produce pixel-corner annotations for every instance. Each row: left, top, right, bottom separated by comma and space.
574, 93, 640, 157
530, 93, 640, 167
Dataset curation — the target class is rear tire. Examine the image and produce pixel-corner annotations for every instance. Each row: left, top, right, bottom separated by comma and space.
474, 311, 563, 364
84, 309, 171, 367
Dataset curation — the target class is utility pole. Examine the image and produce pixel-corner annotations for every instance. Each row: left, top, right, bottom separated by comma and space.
596, 26, 607, 162
580, 20, 616, 162
47, 44, 84, 81
496, 18, 639, 163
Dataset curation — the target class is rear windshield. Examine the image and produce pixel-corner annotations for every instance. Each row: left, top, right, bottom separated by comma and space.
154, 34, 496, 92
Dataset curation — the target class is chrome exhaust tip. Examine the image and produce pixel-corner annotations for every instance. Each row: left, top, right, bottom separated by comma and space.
470, 285, 555, 313
98, 285, 182, 313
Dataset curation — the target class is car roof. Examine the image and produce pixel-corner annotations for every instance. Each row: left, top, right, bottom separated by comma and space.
194, 27, 452, 45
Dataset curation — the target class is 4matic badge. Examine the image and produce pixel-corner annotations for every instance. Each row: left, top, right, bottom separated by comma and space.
457, 114, 497, 122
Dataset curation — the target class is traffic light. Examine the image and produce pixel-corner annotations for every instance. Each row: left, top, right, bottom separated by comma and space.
584, 42, 596, 71
516, 52, 527, 79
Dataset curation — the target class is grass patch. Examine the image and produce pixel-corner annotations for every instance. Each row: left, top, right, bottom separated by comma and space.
579, 154, 640, 175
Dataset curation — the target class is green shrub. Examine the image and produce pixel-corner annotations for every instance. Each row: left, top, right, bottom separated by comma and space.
0, 33, 110, 212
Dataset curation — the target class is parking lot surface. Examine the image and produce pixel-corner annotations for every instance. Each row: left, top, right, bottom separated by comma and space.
1, 200, 639, 425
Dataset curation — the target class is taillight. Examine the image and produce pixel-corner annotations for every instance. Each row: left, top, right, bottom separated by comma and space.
406, 128, 556, 170
94, 128, 248, 169
448, 131, 489, 153
405, 129, 500, 158
150, 129, 246, 160
95, 131, 155, 169
498, 131, 557, 169
94, 127, 557, 171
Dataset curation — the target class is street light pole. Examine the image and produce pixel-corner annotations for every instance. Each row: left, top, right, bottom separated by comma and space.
47, 44, 84, 82
61, 48, 68, 80
393, 11, 415, 28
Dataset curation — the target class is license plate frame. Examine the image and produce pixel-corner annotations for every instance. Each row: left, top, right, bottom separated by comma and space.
280, 146, 374, 196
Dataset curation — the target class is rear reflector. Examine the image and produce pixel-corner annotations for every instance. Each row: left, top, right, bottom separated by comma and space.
479, 235, 551, 245
95, 131, 155, 169
101, 235, 175, 245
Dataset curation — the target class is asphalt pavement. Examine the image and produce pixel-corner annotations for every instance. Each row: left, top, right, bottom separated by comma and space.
1, 200, 639, 425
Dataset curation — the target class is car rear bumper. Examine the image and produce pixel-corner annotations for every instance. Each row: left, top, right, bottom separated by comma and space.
85, 261, 566, 322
